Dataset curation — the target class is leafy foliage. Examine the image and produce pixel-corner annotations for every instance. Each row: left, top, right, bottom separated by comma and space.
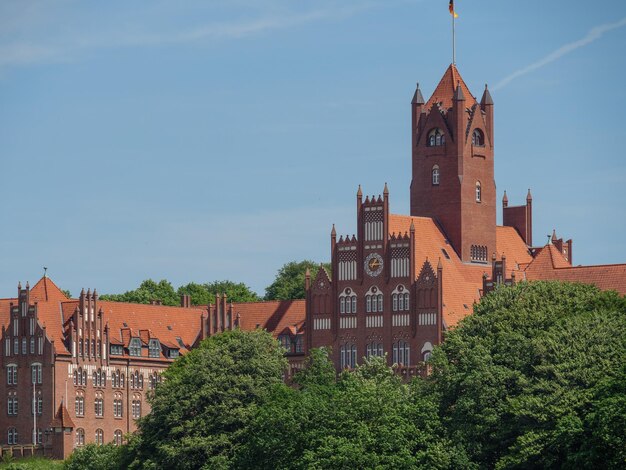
264, 260, 331, 300
99, 279, 179, 306
177, 281, 260, 305
427, 281, 626, 469
100, 279, 259, 307
64, 444, 122, 470
124, 329, 287, 469
237, 351, 464, 469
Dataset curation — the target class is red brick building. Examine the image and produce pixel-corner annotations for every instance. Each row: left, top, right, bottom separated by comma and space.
2, 63, 625, 459
0, 279, 305, 459
305, 64, 626, 373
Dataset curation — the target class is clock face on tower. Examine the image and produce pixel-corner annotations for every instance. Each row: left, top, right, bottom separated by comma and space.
364, 253, 384, 277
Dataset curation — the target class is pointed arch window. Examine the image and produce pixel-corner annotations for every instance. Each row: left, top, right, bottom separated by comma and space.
472, 128, 484, 146
432, 165, 440, 186
475, 181, 482, 202
427, 128, 445, 147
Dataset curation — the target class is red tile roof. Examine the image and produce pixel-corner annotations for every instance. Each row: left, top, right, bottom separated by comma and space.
232, 300, 305, 337
49, 401, 75, 429
425, 63, 477, 111
60, 299, 205, 355
524, 245, 626, 295
389, 214, 489, 327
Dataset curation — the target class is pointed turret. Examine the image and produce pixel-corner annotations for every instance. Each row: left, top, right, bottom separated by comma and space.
453, 81, 465, 102
502, 190, 508, 208
412, 82, 425, 105
526, 188, 533, 202
383, 182, 389, 196
480, 84, 493, 106
410, 219, 415, 233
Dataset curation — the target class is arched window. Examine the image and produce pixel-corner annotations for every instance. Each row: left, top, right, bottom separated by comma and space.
427, 128, 445, 147
392, 341, 410, 366
8, 427, 18, 445
472, 128, 484, 146
113, 430, 123, 446
75, 395, 84, 416
339, 288, 357, 315
76, 428, 85, 447
432, 165, 440, 185
475, 181, 482, 202
340, 343, 357, 369
366, 342, 384, 358
95, 429, 104, 445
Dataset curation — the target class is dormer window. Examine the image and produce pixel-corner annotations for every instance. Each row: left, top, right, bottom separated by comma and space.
472, 129, 484, 146
278, 335, 291, 351
129, 338, 142, 357
432, 165, 440, 185
427, 128, 445, 147
110, 345, 123, 356
167, 348, 179, 359
148, 339, 160, 358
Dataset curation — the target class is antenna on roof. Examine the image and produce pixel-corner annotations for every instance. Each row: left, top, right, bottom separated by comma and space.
43, 267, 48, 278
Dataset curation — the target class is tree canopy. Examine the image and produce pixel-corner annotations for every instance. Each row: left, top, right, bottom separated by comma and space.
426, 280, 626, 469
177, 281, 260, 305
264, 260, 331, 300
99, 279, 179, 306
100, 279, 259, 307
122, 329, 287, 469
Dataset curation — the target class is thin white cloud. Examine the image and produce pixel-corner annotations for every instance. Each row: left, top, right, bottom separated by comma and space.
0, 2, 380, 69
494, 17, 626, 91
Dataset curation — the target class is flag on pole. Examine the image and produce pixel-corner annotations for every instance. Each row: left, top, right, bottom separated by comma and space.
449, 0, 459, 18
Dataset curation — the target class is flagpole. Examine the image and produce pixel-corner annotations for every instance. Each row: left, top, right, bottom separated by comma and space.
452, 10, 456, 64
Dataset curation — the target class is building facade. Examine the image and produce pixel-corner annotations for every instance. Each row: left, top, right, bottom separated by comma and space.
1, 63, 625, 459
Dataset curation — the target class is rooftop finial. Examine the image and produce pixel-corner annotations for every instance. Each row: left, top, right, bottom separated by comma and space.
43, 267, 48, 278
357, 185, 362, 198
411, 82, 425, 105
383, 182, 389, 195
527, 188, 533, 202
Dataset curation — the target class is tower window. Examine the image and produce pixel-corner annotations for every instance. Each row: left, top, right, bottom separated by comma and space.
432, 165, 440, 185
427, 128, 445, 147
472, 129, 484, 146
475, 181, 482, 202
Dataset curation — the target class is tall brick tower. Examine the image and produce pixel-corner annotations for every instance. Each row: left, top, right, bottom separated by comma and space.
410, 64, 495, 263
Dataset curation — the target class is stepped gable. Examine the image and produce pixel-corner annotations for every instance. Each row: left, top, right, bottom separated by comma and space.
425, 63, 477, 111
231, 300, 306, 337
524, 245, 626, 295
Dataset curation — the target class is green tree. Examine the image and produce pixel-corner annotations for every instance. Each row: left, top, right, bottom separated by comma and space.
64, 443, 122, 470
177, 281, 260, 306
238, 351, 459, 469
99, 279, 179, 306
264, 260, 331, 300
427, 281, 626, 469
125, 329, 287, 469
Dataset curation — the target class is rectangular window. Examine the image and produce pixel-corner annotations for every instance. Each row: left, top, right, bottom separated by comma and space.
21, 338, 27, 355
378, 295, 383, 312
5, 338, 10, 356
352, 296, 357, 313
340, 297, 345, 314
129, 338, 142, 357
30, 318, 35, 335
148, 340, 160, 358
13, 321, 18, 336
393, 294, 398, 312
14, 338, 19, 355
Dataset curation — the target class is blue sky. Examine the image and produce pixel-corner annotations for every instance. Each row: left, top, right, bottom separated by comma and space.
1, 0, 625, 297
